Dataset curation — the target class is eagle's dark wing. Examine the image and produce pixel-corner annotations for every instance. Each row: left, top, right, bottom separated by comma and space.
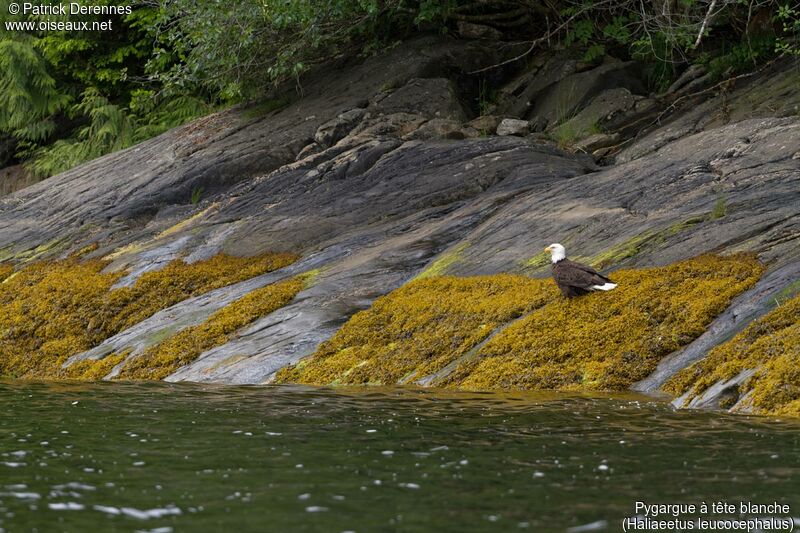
560, 259, 612, 282
552, 259, 613, 297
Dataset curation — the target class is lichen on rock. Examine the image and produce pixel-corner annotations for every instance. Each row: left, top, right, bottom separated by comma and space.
665, 292, 800, 416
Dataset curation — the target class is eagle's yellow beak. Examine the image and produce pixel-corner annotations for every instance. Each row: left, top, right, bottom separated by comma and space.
544, 246, 551, 253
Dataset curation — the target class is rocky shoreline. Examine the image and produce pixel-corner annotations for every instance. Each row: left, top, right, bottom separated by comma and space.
0, 35, 797, 416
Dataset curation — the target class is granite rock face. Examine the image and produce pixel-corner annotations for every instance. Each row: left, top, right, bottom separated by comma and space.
0, 37, 798, 411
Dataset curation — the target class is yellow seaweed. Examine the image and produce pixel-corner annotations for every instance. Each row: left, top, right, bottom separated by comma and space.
277, 274, 559, 385
665, 292, 800, 416
446, 254, 763, 391
0, 252, 297, 378
280, 255, 763, 394
117, 275, 308, 380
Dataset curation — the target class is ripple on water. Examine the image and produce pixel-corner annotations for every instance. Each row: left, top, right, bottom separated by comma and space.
47, 502, 85, 511
0, 381, 799, 532
0, 492, 40, 500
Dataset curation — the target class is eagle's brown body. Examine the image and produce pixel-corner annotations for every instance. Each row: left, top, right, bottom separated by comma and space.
551, 259, 614, 298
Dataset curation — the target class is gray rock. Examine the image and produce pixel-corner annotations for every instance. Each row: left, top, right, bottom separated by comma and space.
527, 60, 645, 130
618, 57, 800, 164
681, 369, 756, 411
0, 164, 37, 197
460, 126, 481, 139
494, 53, 579, 118
313, 108, 366, 148
67, 136, 590, 383
456, 21, 503, 40
467, 115, 502, 134
496, 118, 530, 136
549, 88, 638, 140
401, 118, 465, 141
439, 117, 799, 278
295, 142, 324, 161
601, 97, 661, 138
665, 64, 708, 95
0, 36, 797, 414
349, 112, 427, 138
0, 35, 507, 263
573, 133, 620, 153
371, 78, 467, 121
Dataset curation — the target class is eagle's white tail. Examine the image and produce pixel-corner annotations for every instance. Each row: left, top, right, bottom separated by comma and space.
590, 283, 617, 291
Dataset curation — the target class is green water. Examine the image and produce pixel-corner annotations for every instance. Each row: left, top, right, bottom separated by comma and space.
1, 380, 799, 533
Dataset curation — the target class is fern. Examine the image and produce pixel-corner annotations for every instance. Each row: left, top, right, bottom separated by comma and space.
0, 38, 71, 143
27, 89, 211, 177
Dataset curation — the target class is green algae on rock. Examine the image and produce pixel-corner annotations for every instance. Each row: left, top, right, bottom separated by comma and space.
0, 253, 298, 379
277, 275, 558, 385
415, 243, 470, 279
116, 275, 309, 380
280, 255, 763, 392
665, 292, 800, 417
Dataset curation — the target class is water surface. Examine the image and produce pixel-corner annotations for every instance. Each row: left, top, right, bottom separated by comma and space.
1, 380, 799, 532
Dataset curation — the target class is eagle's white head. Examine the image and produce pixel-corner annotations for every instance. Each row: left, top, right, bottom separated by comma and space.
544, 243, 566, 263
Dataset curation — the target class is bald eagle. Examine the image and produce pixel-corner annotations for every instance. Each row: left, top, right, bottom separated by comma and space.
544, 243, 617, 298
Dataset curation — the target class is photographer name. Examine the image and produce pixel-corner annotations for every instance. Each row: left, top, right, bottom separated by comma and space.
20, 3, 132, 16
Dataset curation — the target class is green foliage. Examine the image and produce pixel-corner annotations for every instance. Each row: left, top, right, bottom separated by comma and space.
711, 196, 727, 219
2, 0, 797, 177
0, 0, 451, 176
415, 0, 456, 24
565, 19, 595, 46
150, 0, 451, 101
559, 0, 796, 90
26, 88, 210, 177
476, 79, 498, 115
776, 3, 800, 56
0, 38, 71, 143
1, 0, 211, 177
190, 186, 204, 205
707, 36, 778, 79
550, 121, 581, 150
602, 15, 631, 45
